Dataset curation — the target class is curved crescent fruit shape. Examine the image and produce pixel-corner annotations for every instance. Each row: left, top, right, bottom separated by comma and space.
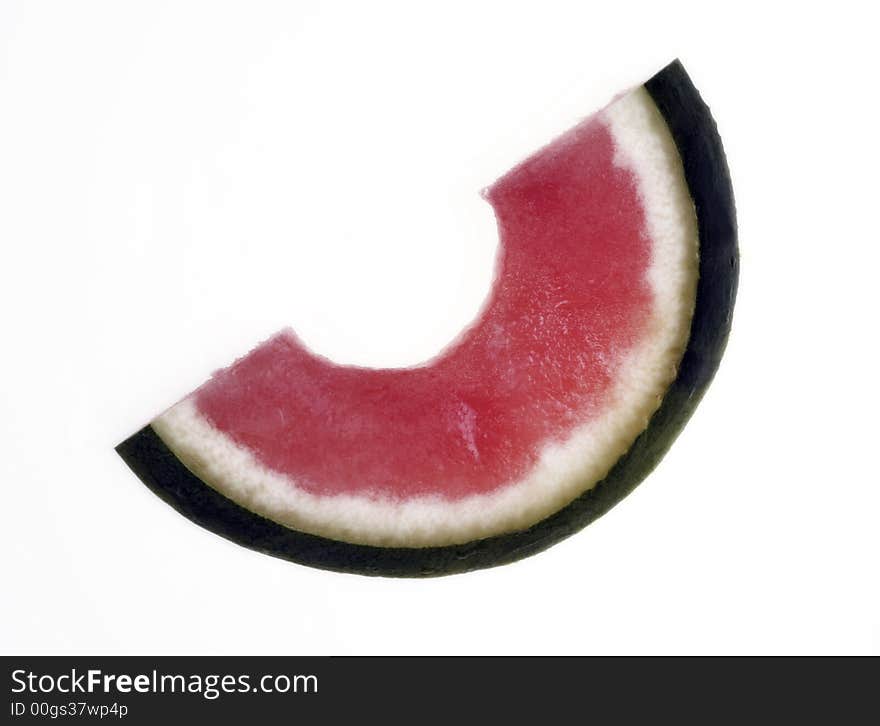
117, 60, 737, 576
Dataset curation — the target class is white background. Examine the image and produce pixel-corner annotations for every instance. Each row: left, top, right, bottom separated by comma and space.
2, 1, 878, 655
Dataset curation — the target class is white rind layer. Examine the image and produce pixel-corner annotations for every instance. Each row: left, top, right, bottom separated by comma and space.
152, 87, 699, 548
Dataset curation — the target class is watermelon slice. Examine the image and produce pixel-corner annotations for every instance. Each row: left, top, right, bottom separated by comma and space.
117, 60, 737, 576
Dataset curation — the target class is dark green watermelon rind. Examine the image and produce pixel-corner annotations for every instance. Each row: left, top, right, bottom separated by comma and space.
116, 59, 738, 577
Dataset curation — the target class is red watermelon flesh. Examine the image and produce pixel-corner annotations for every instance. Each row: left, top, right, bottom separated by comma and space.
151, 84, 699, 547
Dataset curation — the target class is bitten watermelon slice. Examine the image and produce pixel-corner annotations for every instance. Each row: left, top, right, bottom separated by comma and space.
117, 60, 737, 576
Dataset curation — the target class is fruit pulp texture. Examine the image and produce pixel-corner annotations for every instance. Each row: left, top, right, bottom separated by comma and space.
194, 117, 652, 500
